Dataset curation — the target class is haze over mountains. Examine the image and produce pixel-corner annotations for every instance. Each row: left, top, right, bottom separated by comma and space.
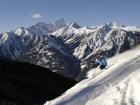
0, 18, 140, 80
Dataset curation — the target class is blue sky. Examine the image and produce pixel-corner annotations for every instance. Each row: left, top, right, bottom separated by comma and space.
0, 0, 140, 32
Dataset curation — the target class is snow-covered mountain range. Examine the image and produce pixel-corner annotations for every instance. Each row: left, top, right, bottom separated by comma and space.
0, 19, 140, 79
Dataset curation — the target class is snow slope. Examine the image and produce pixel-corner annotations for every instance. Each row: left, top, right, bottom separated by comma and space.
45, 46, 140, 105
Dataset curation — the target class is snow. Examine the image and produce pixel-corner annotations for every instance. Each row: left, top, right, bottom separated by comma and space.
0, 32, 9, 44
45, 46, 140, 105
52, 22, 96, 37
122, 26, 140, 32
15, 28, 23, 36
47, 36, 67, 56
15, 27, 30, 36
107, 22, 124, 29
74, 44, 87, 59
52, 20, 140, 61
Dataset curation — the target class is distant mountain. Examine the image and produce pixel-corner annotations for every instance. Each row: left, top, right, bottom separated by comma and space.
0, 28, 35, 59
52, 22, 140, 60
29, 18, 67, 34
0, 19, 140, 80
0, 58, 77, 105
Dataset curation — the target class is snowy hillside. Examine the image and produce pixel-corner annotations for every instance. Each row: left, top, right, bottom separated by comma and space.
45, 46, 140, 105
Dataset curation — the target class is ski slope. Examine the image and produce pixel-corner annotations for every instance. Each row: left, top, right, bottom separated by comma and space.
45, 46, 140, 105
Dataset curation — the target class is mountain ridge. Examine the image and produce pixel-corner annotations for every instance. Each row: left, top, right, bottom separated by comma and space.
0, 19, 140, 79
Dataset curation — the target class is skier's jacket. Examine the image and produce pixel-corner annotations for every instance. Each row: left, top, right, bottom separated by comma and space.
93, 56, 107, 67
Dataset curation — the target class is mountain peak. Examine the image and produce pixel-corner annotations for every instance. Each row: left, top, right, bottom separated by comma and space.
70, 22, 81, 29
107, 22, 125, 28
15, 27, 29, 36
98, 23, 111, 31
54, 18, 67, 27
30, 18, 67, 33
35, 22, 47, 26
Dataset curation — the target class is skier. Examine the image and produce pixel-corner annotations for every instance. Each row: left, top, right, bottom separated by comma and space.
92, 55, 107, 70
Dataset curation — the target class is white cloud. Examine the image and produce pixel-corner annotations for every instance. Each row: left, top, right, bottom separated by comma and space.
30, 13, 43, 19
